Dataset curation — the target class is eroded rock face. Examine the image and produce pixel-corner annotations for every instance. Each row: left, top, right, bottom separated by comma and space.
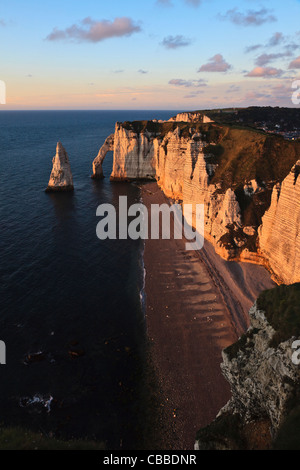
46, 142, 74, 192
99, 123, 253, 259
168, 112, 214, 123
258, 161, 300, 284
110, 123, 156, 181
94, 121, 300, 277
220, 303, 300, 431
152, 129, 243, 259
195, 299, 300, 450
92, 134, 114, 179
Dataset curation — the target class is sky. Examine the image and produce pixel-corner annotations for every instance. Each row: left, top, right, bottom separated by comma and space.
1, 0, 300, 110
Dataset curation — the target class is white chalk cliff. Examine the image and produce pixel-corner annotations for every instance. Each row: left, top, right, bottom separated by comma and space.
46, 142, 74, 192
92, 115, 300, 284
95, 124, 252, 261
168, 112, 214, 123
111, 123, 156, 180
258, 161, 300, 284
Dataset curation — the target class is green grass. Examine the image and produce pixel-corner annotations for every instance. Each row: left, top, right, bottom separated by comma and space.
0, 426, 106, 450
257, 283, 300, 347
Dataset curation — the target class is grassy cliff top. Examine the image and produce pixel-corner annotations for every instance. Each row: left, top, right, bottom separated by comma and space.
121, 119, 300, 191
200, 107, 300, 132
257, 283, 300, 347
224, 283, 300, 358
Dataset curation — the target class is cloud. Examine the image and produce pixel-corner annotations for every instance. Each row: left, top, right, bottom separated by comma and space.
168, 78, 207, 87
138, 69, 148, 74
198, 54, 231, 73
245, 44, 262, 53
156, 0, 202, 7
268, 32, 284, 47
255, 52, 291, 66
113, 69, 124, 74
46, 17, 141, 42
245, 66, 284, 78
285, 43, 300, 53
0, 19, 6, 26
185, 0, 202, 6
246, 32, 290, 54
243, 90, 272, 101
156, 0, 173, 6
184, 91, 205, 98
161, 35, 192, 49
289, 56, 300, 69
219, 8, 276, 26
226, 85, 241, 93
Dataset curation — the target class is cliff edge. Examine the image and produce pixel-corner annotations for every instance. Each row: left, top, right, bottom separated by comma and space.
258, 161, 300, 284
195, 283, 300, 450
92, 112, 300, 284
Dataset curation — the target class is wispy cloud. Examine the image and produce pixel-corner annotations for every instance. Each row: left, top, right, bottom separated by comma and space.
156, 0, 202, 6
243, 90, 272, 101
185, 0, 202, 6
46, 17, 141, 42
245, 66, 284, 78
255, 52, 291, 66
219, 8, 276, 26
0, 18, 6, 26
161, 35, 192, 49
289, 56, 300, 69
245, 44, 262, 53
156, 0, 173, 6
184, 91, 205, 98
245, 32, 284, 54
198, 54, 231, 73
168, 78, 207, 87
138, 69, 148, 74
268, 32, 284, 47
285, 43, 300, 53
226, 85, 240, 93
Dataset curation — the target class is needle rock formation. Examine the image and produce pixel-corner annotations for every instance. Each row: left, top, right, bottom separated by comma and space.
46, 142, 74, 192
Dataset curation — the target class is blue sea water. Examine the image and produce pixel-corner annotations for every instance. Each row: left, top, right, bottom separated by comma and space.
0, 110, 179, 449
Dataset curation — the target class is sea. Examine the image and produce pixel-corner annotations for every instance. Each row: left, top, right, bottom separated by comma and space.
0, 110, 180, 450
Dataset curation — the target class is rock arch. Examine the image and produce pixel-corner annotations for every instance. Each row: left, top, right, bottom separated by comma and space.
91, 134, 115, 179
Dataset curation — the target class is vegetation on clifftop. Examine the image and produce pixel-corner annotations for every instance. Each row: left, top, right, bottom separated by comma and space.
257, 283, 300, 347
121, 118, 300, 192
201, 107, 300, 133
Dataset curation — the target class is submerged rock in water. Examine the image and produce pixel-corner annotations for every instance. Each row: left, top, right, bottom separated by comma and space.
46, 142, 74, 192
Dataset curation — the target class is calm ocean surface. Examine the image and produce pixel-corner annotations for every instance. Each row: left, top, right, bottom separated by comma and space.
0, 110, 179, 449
